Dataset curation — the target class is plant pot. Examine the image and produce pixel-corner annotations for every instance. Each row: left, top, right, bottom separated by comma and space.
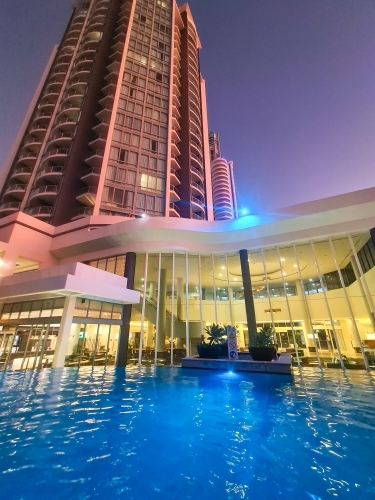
249, 346, 277, 361
197, 345, 221, 359
219, 343, 228, 357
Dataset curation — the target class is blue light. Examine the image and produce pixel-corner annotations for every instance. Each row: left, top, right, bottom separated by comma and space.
241, 209, 248, 215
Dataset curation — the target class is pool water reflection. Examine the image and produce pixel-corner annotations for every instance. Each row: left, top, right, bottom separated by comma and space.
0, 367, 374, 499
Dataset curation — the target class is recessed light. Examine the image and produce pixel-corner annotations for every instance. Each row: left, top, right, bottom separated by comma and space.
281, 258, 285, 262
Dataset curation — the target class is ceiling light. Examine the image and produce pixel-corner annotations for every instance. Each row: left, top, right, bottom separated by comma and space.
141, 213, 147, 218
281, 258, 285, 262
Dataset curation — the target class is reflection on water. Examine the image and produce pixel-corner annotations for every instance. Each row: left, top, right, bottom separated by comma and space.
0, 367, 374, 500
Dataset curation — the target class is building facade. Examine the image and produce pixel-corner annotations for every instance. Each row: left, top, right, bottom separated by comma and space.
0, 0, 213, 224
0, 188, 375, 371
209, 130, 238, 220
0, 1, 375, 373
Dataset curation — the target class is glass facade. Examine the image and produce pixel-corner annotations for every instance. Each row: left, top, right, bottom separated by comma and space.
126, 232, 375, 369
1, 232, 375, 372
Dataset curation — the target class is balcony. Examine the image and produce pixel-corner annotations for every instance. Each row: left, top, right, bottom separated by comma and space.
16, 152, 38, 167
92, 120, 109, 135
34, 112, 52, 124
191, 165, 204, 183
81, 167, 101, 185
172, 103, 181, 119
36, 166, 64, 183
75, 56, 95, 68
54, 117, 77, 132
4, 184, 27, 200
172, 115, 180, 131
192, 213, 204, 221
107, 59, 121, 74
99, 93, 115, 108
169, 202, 180, 218
0, 202, 21, 215
89, 133, 107, 149
68, 78, 88, 92
10, 167, 32, 183
62, 90, 85, 105
29, 185, 59, 203
85, 150, 104, 168
76, 186, 97, 206
43, 89, 60, 101
39, 100, 56, 112
171, 127, 180, 143
190, 140, 201, 157
54, 60, 70, 72
23, 137, 43, 153
191, 180, 205, 197
191, 153, 203, 170
104, 71, 119, 85
51, 132, 74, 146
24, 206, 53, 219
50, 70, 67, 82
191, 195, 205, 213
190, 129, 202, 147
171, 140, 181, 156
102, 82, 116, 95
96, 107, 112, 122
57, 103, 81, 121
170, 154, 181, 170
170, 168, 181, 186
71, 67, 91, 80
41, 148, 69, 165
170, 185, 180, 202
71, 206, 94, 220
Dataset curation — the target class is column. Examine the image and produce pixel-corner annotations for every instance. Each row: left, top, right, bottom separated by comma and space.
176, 277, 184, 348
295, 280, 313, 347
117, 252, 136, 367
351, 256, 375, 332
52, 296, 76, 368
156, 269, 167, 354
239, 249, 257, 346
145, 281, 156, 348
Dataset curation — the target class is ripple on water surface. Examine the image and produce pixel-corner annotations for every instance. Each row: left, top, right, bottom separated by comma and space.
0, 367, 374, 500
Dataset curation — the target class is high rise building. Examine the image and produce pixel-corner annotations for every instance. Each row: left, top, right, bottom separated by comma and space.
209, 130, 238, 220
208, 130, 220, 161
0, 0, 213, 225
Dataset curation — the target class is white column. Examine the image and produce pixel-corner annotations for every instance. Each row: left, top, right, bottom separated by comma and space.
52, 296, 76, 368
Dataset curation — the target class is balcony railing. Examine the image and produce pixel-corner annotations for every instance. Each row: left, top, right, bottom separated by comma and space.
30, 185, 59, 197
25, 206, 53, 217
191, 196, 205, 211
0, 202, 21, 212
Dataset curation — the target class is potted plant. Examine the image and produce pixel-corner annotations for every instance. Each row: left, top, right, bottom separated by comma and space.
249, 324, 278, 361
196, 324, 226, 359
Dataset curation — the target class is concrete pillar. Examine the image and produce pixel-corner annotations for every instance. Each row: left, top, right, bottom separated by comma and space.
145, 321, 154, 348
228, 286, 235, 325
295, 280, 313, 346
118, 252, 136, 367
52, 296, 76, 368
156, 269, 167, 353
177, 277, 183, 319
239, 249, 257, 346
351, 256, 375, 332
149, 281, 156, 300
346, 318, 360, 351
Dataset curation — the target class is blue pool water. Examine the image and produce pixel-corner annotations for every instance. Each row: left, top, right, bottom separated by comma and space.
0, 368, 374, 500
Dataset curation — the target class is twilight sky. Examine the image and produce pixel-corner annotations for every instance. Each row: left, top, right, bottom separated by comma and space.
0, 0, 375, 212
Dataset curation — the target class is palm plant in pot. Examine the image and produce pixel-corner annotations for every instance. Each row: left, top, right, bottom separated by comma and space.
196, 324, 226, 359
249, 324, 278, 361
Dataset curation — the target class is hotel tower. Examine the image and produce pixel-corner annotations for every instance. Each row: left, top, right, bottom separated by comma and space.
209, 131, 238, 220
0, 0, 213, 225
0, 0, 374, 373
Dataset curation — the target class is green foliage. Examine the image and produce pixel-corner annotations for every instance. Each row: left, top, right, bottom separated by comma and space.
71, 343, 82, 358
204, 324, 226, 345
254, 324, 276, 348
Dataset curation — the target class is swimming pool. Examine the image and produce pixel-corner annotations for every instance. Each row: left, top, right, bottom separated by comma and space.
0, 367, 374, 500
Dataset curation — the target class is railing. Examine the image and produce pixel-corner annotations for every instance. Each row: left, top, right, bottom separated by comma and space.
192, 213, 204, 220
86, 150, 104, 160
30, 185, 59, 196
51, 132, 73, 141
18, 152, 37, 161
89, 133, 107, 142
0, 202, 21, 211
190, 165, 204, 181
25, 206, 53, 216
82, 167, 101, 177
36, 166, 64, 179
169, 202, 180, 213
191, 180, 204, 195
170, 169, 180, 182
5, 184, 26, 193
11, 167, 32, 177
191, 196, 205, 211
77, 186, 97, 195
190, 153, 203, 166
44, 148, 69, 158
74, 207, 94, 217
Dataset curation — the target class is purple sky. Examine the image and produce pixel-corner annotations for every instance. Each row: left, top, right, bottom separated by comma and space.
1, 0, 375, 212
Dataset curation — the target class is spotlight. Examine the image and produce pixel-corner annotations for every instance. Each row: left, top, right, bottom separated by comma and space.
241, 209, 248, 215
141, 213, 147, 218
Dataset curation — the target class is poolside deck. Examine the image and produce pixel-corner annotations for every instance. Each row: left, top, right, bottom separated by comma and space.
181, 352, 292, 374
